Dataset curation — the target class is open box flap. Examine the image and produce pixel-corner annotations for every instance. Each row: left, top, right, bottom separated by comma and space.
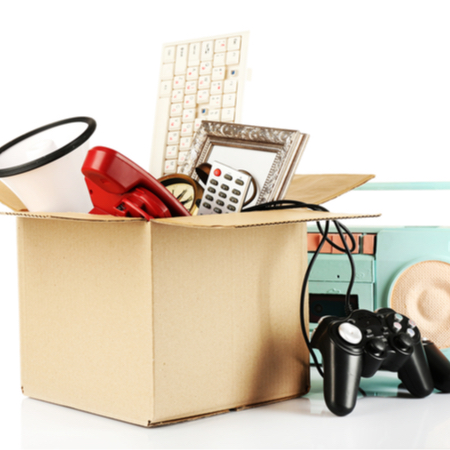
153, 209, 380, 228
284, 174, 375, 204
0, 208, 380, 227
0, 180, 27, 211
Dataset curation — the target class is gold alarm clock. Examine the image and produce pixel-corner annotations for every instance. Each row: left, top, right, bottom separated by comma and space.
158, 173, 204, 215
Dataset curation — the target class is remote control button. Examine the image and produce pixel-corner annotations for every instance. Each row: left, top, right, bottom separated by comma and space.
207, 187, 216, 193
203, 202, 211, 209
366, 338, 387, 357
210, 179, 218, 186
227, 205, 236, 211
232, 189, 241, 196
213, 207, 222, 214
205, 194, 213, 201
338, 323, 363, 345
221, 184, 229, 191
216, 199, 224, 206
230, 197, 238, 203
214, 168, 221, 176
236, 179, 244, 186
224, 174, 232, 181
219, 192, 227, 198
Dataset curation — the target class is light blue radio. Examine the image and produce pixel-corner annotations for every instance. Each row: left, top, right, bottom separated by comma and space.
308, 224, 450, 359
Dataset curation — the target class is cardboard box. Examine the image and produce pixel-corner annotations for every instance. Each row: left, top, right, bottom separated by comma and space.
0, 174, 376, 427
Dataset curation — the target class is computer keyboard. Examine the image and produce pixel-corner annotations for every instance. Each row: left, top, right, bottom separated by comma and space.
149, 32, 250, 179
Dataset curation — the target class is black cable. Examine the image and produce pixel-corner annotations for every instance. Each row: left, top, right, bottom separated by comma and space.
242, 199, 358, 378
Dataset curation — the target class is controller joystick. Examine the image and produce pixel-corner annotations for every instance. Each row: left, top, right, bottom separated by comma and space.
311, 308, 438, 416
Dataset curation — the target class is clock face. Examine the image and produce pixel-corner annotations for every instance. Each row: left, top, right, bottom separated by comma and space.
165, 182, 196, 211
158, 174, 203, 215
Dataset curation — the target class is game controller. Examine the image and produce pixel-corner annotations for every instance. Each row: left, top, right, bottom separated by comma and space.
311, 307, 450, 416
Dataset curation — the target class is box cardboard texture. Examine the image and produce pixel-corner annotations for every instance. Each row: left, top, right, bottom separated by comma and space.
2, 174, 377, 427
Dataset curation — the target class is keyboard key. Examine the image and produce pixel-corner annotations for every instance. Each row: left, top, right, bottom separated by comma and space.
171, 89, 184, 103
210, 95, 222, 108
182, 109, 196, 122
226, 51, 240, 65
198, 75, 211, 89
213, 53, 226, 66
194, 118, 203, 131
170, 103, 183, 116
224, 79, 237, 93
168, 117, 181, 130
228, 36, 241, 51
222, 93, 236, 108
208, 110, 221, 120
161, 63, 174, 80
211, 81, 223, 95
175, 44, 188, 74
215, 39, 227, 52
188, 43, 201, 65
164, 159, 177, 174
212, 67, 225, 80
201, 41, 214, 61
186, 66, 199, 80
222, 108, 235, 121
167, 131, 180, 144
199, 62, 212, 75
163, 46, 176, 63
173, 76, 185, 89
183, 95, 196, 108
178, 150, 190, 164
179, 137, 192, 150
185, 81, 197, 94
159, 81, 171, 97
197, 90, 209, 104
166, 145, 178, 159
181, 122, 193, 136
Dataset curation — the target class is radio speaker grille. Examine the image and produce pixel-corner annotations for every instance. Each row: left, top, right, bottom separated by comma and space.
390, 260, 450, 349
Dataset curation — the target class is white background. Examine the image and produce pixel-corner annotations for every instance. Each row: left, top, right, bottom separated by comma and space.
1, 1, 450, 448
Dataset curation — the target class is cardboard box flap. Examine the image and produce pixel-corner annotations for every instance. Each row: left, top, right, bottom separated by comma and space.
0, 180, 27, 211
154, 209, 380, 228
284, 174, 375, 204
0, 211, 142, 222
1, 208, 380, 226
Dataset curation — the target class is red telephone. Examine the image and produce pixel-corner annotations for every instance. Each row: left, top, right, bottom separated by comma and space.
82, 146, 190, 220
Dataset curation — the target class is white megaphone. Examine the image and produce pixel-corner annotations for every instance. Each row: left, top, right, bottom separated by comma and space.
0, 117, 96, 213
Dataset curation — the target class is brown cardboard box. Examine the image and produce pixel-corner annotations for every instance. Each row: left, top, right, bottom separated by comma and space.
1, 174, 376, 427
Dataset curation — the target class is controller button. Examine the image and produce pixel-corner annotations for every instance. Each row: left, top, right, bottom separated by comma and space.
392, 322, 402, 333
394, 313, 404, 322
338, 323, 363, 345
394, 333, 413, 351
409, 319, 416, 328
366, 338, 387, 356
406, 328, 415, 338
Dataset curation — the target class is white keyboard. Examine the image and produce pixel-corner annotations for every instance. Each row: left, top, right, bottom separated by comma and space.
149, 32, 250, 179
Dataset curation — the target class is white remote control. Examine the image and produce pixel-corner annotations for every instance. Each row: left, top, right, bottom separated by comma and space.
198, 161, 252, 215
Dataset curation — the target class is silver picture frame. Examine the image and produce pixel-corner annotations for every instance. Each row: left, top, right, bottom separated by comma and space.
182, 121, 309, 206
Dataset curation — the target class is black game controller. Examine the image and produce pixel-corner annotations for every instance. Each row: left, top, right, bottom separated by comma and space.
311, 308, 450, 416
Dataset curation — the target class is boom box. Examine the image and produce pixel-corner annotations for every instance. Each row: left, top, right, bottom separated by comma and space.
307, 226, 450, 358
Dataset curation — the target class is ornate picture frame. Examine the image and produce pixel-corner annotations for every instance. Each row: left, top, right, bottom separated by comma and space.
182, 121, 309, 206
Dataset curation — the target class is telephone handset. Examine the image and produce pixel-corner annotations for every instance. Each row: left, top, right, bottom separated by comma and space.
82, 146, 190, 220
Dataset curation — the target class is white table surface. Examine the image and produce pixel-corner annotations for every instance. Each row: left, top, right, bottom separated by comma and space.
3, 367, 450, 449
